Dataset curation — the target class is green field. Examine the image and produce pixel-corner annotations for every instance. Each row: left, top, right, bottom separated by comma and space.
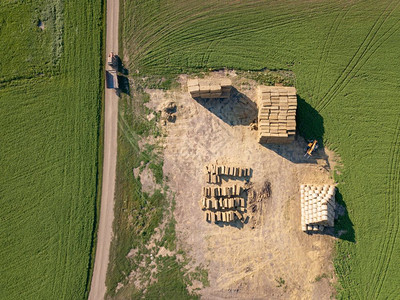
0, 1, 103, 299
116, 0, 400, 298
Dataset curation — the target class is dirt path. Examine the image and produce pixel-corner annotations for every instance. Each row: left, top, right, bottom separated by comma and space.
89, 0, 119, 299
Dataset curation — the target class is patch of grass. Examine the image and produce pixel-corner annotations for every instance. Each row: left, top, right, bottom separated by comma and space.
0, 0, 104, 299
275, 277, 286, 288
107, 79, 205, 298
189, 266, 210, 288
145, 256, 198, 300
149, 161, 164, 184
237, 69, 295, 87
314, 273, 330, 283
141, 75, 180, 90
121, 0, 400, 298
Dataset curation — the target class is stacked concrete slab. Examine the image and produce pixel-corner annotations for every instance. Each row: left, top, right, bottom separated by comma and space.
300, 184, 336, 232
257, 86, 297, 144
187, 78, 232, 99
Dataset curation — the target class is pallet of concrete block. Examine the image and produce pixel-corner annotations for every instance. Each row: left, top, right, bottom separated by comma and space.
204, 210, 238, 223
202, 184, 244, 198
200, 196, 245, 210
219, 197, 245, 209
187, 78, 232, 99
200, 197, 220, 210
257, 85, 297, 144
205, 164, 250, 178
300, 184, 336, 232
204, 172, 221, 184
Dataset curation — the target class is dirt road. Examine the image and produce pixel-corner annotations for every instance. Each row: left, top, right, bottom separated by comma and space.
89, 0, 119, 299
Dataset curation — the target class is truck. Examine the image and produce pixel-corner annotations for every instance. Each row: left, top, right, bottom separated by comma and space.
107, 52, 115, 66
106, 69, 118, 89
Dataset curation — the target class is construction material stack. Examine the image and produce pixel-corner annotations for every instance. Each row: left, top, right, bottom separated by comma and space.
200, 163, 250, 224
257, 86, 297, 144
300, 184, 336, 232
187, 78, 232, 99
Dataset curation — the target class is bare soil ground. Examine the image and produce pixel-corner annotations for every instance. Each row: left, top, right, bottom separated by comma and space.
146, 71, 337, 299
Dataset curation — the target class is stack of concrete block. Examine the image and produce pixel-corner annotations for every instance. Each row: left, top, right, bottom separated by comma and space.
200, 197, 245, 210
205, 172, 221, 184
202, 185, 243, 198
300, 184, 336, 232
205, 164, 251, 184
257, 86, 297, 144
187, 78, 232, 99
204, 210, 242, 223
201, 162, 249, 224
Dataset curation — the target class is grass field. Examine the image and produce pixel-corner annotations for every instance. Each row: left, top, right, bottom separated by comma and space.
117, 0, 400, 298
0, 1, 103, 299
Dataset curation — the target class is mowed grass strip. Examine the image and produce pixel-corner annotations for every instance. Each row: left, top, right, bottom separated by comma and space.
0, 0, 104, 299
120, 0, 400, 298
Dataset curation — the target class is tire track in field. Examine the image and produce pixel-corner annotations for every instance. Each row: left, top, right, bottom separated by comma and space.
201, 28, 229, 67
311, 2, 357, 101
136, 2, 338, 68
141, 9, 333, 69
318, 18, 400, 113
314, 1, 393, 109
316, 1, 400, 112
368, 117, 400, 299
311, 9, 346, 101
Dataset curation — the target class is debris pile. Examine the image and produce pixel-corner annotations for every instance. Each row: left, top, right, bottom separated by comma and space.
187, 78, 232, 99
200, 163, 251, 224
300, 184, 336, 232
257, 86, 297, 144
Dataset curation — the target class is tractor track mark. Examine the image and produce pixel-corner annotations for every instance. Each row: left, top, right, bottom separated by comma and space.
312, 6, 349, 102
316, 1, 399, 112
317, 2, 400, 112
370, 117, 400, 299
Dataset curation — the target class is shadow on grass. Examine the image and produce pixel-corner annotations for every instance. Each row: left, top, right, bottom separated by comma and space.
259, 95, 329, 164
308, 188, 355, 242
114, 55, 130, 96
333, 188, 355, 242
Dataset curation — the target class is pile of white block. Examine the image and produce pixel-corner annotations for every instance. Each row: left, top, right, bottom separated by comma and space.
300, 184, 336, 232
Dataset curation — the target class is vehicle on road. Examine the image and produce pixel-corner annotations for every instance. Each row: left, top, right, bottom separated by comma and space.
106, 69, 118, 89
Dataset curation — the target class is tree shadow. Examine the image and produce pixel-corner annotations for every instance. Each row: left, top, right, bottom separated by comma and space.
194, 87, 258, 126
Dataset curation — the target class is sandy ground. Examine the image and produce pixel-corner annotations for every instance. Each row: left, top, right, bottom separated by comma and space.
89, 0, 119, 299
147, 72, 337, 299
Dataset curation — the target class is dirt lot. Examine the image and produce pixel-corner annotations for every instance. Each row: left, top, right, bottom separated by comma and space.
146, 71, 336, 299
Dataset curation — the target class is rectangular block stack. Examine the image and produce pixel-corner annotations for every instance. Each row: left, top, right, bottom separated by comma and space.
201, 163, 250, 224
204, 164, 251, 184
300, 184, 336, 232
257, 86, 297, 144
187, 78, 232, 99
